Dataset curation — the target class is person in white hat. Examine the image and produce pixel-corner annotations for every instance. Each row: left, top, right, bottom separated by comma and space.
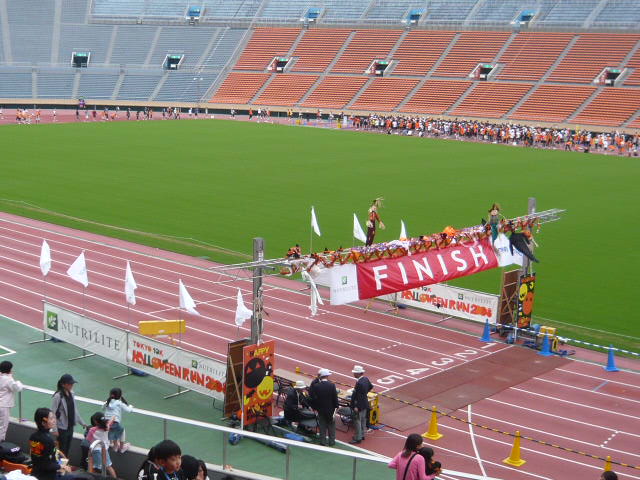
309, 369, 338, 446
283, 380, 310, 429
350, 366, 372, 444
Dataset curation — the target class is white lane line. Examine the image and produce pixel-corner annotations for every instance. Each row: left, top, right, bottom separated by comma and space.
467, 405, 487, 478
556, 368, 640, 387
469, 410, 639, 459
600, 431, 618, 448
485, 398, 640, 438
531, 377, 640, 404
509, 387, 640, 421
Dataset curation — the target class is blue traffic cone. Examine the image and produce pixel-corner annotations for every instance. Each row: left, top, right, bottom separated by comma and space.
480, 319, 493, 342
538, 333, 552, 356
605, 345, 620, 372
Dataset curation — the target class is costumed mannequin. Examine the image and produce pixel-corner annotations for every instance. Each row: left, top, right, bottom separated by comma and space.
487, 203, 504, 242
365, 198, 385, 246
509, 230, 539, 263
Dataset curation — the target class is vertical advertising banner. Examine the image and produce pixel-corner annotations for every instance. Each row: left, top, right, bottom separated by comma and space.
242, 340, 276, 426
516, 273, 536, 328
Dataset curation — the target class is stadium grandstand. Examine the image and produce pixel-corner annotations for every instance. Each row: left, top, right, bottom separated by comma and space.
0, 0, 638, 129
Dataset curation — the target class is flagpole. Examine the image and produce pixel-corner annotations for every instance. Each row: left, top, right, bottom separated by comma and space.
127, 303, 131, 332
82, 286, 86, 315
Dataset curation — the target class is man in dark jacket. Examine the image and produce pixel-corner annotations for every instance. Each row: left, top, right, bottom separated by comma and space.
309, 368, 338, 446
349, 365, 373, 444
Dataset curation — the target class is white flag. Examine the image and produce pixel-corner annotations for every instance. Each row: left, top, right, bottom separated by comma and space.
125, 261, 137, 305
353, 213, 367, 243
40, 240, 52, 277
400, 220, 408, 240
234, 289, 253, 327
311, 206, 321, 236
302, 270, 324, 316
66, 251, 88, 287
178, 279, 199, 315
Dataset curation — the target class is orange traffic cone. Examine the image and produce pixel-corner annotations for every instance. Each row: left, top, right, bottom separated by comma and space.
503, 431, 526, 467
422, 406, 443, 440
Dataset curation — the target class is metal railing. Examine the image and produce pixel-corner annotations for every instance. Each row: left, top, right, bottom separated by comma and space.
15, 384, 498, 480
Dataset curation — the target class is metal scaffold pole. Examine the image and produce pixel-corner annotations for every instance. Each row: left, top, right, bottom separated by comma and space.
251, 237, 264, 345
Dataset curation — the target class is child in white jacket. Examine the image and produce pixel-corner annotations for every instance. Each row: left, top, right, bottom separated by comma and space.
104, 387, 134, 452
0, 361, 23, 441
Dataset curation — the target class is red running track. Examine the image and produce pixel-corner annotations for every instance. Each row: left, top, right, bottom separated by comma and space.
0, 211, 638, 480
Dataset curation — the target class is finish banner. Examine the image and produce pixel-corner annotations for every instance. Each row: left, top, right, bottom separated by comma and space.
330, 238, 499, 304
396, 284, 499, 324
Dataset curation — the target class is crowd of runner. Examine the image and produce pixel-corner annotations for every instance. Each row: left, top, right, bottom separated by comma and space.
342, 114, 640, 156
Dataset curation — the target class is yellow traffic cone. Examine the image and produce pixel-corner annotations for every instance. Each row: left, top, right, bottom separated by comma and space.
295, 366, 301, 373
422, 406, 443, 440
503, 431, 526, 467
604, 456, 612, 472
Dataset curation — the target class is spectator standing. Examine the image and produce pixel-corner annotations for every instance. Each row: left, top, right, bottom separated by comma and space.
51, 373, 86, 456
104, 387, 133, 452
0, 361, 23, 441
309, 368, 338, 446
349, 365, 373, 444
388, 433, 429, 480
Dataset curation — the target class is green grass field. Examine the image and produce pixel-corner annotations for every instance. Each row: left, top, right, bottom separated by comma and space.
1, 120, 638, 352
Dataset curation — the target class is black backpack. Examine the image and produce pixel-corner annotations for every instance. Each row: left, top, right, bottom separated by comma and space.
0, 441, 32, 466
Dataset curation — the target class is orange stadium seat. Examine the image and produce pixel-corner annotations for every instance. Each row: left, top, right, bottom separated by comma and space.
210, 72, 270, 104
572, 87, 640, 127
451, 82, 532, 118
399, 80, 472, 114
351, 77, 419, 111
331, 30, 402, 74
301, 76, 368, 109
434, 31, 511, 77
497, 32, 574, 81
234, 27, 301, 71
547, 34, 640, 84
623, 47, 640, 86
290, 29, 352, 73
254, 74, 319, 106
510, 85, 596, 123
391, 31, 456, 76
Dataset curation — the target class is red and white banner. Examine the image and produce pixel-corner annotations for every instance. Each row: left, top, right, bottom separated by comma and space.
330, 238, 498, 305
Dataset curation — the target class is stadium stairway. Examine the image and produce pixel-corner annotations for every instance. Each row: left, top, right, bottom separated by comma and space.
300, 75, 368, 109
510, 84, 597, 123
572, 87, 640, 126
442, 80, 478, 114
392, 30, 457, 77
399, 79, 472, 115
451, 82, 533, 118
566, 85, 605, 122
344, 76, 375, 109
